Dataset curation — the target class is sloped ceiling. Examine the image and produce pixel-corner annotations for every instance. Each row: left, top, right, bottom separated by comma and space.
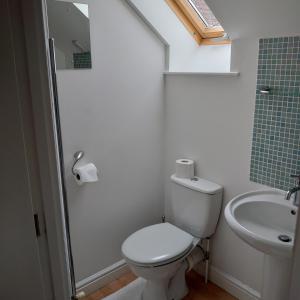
206, 0, 300, 39
127, 0, 231, 72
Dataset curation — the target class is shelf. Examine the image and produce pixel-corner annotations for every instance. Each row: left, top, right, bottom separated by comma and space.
163, 71, 240, 76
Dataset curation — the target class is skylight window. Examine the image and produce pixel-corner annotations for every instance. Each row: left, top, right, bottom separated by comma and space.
73, 3, 89, 18
166, 0, 228, 45
188, 0, 220, 28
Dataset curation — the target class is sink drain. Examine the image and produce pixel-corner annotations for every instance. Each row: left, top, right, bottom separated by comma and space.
278, 235, 292, 243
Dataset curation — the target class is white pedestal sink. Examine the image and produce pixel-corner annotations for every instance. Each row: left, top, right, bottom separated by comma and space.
225, 190, 298, 300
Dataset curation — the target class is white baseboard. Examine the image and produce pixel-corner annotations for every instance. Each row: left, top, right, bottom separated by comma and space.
76, 260, 261, 300
76, 259, 129, 296
208, 266, 261, 300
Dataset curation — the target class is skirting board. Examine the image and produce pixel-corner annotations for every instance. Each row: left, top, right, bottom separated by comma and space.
208, 266, 261, 300
76, 259, 129, 296
76, 260, 261, 300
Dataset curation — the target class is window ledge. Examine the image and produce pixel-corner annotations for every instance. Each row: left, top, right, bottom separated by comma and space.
163, 71, 240, 76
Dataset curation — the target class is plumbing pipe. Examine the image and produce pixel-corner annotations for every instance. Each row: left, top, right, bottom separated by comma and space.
186, 247, 204, 272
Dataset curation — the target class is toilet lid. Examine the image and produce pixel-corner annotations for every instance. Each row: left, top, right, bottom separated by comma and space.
122, 223, 194, 266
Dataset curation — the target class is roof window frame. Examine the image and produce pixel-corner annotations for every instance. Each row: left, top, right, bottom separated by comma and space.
166, 0, 229, 45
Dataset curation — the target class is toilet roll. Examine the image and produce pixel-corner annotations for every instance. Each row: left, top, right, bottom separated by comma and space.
74, 163, 98, 185
175, 159, 194, 179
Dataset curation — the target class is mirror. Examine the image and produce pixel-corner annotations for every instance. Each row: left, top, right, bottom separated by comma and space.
47, 0, 92, 70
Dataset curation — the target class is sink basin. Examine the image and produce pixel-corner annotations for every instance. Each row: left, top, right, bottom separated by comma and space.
225, 190, 298, 300
225, 190, 297, 258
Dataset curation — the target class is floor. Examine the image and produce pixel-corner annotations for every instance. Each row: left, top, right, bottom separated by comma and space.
83, 270, 237, 300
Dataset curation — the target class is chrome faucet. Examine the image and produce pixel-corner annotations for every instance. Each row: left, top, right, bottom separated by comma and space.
285, 174, 300, 207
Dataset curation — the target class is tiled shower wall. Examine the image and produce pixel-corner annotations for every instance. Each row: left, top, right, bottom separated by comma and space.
250, 36, 300, 190
73, 51, 92, 69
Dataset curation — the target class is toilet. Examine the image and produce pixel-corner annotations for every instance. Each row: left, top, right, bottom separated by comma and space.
121, 174, 223, 300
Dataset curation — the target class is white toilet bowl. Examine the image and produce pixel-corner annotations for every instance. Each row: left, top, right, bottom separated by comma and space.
122, 175, 223, 300
122, 223, 198, 300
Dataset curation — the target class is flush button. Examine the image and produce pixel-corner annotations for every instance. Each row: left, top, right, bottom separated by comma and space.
278, 235, 292, 243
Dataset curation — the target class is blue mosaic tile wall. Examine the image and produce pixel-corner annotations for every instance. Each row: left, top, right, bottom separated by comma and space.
73, 51, 92, 69
250, 36, 300, 190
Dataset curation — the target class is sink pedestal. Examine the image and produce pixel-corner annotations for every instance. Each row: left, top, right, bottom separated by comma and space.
225, 190, 297, 300
262, 255, 292, 300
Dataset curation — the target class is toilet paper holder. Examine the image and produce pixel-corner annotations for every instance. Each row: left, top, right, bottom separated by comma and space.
72, 150, 84, 175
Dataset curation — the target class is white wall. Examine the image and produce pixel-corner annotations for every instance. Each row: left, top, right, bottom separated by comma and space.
129, 0, 231, 72
164, 72, 265, 293
55, 46, 66, 68
56, 0, 165, 282
165, 0, 300, 295
206, 0, 300, 40
289, 215, 300, 299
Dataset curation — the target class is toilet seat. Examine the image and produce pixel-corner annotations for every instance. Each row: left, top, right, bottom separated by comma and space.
122, 223, 194, 267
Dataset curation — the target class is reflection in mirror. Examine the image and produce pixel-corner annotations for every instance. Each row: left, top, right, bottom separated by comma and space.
47, 0, 92, 70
